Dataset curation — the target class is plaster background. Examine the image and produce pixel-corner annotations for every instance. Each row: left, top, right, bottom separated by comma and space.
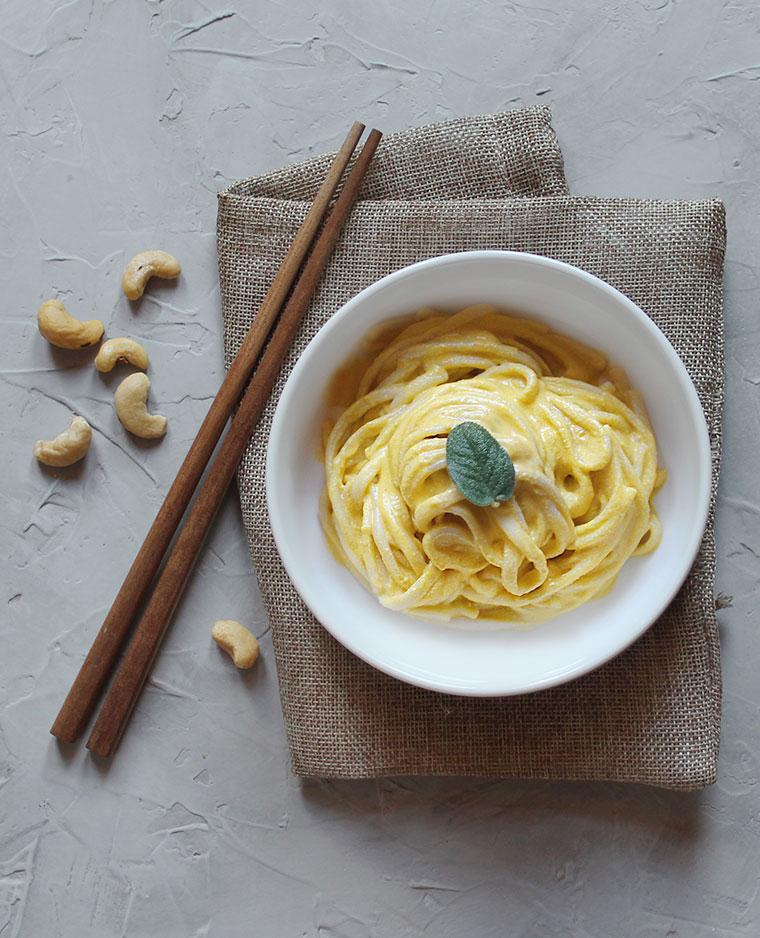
2, 1, 759, 935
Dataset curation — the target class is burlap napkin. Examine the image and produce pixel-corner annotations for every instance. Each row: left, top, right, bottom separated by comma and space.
217, 106, 725, 790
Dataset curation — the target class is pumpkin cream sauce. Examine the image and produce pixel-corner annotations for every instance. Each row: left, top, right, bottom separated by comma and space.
320, 306, 665, 624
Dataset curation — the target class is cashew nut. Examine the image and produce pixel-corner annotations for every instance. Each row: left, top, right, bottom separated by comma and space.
114, 373, 167, 438
37, 299, 104, 349
122, 251, 181, 300
95, 337, 149, 373
34, 416, 92, 467
212, 620, 260, 669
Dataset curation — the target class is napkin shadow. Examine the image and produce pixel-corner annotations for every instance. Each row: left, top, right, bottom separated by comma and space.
299, 775, 703, 868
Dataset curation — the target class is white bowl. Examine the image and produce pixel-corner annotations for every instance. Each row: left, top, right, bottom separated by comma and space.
266, 251, 711, 696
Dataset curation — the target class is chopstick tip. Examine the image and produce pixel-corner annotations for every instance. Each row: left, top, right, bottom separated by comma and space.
348, 120, 366, 141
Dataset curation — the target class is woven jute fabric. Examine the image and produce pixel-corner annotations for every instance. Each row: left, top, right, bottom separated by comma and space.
217, 106, 725, 790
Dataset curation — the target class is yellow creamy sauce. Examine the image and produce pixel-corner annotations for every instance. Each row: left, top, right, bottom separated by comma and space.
320, 305, 666, 623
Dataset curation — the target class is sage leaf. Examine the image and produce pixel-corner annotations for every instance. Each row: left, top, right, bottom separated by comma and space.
446, 421, 515, 507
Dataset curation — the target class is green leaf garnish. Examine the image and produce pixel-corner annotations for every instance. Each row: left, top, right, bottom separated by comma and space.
446, 421, 515, 507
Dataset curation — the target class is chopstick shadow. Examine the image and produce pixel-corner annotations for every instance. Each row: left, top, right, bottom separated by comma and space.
52, 737, 79, 763
49, 732, 124, 775
49, 732, 112, 774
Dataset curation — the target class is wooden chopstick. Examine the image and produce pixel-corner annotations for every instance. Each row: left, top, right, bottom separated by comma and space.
50, 122, 366, 744
86, 128, 382, 757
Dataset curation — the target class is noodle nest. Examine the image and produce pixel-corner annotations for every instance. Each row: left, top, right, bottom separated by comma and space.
320, 306, 665, 623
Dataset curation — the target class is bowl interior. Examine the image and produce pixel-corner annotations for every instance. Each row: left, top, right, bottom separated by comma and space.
266, 251, 711, 695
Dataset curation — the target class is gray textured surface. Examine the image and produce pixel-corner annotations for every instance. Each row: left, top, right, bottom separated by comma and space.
1, 1, 757, 936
